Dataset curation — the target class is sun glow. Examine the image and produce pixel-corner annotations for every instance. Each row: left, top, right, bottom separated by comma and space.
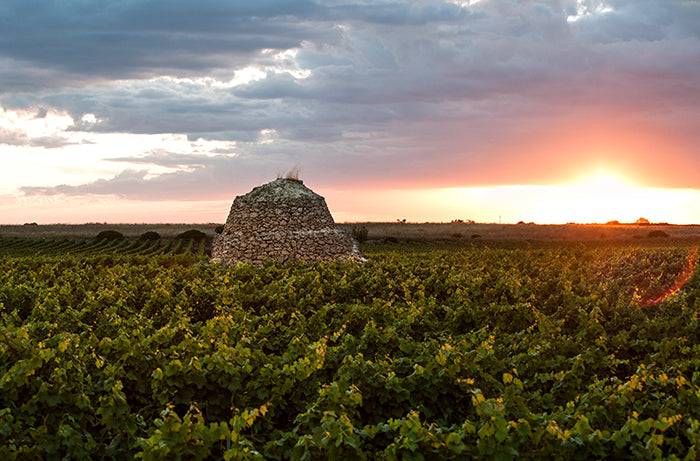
574, 172, 635, 190
559, 172, 642, 223
516, 168, 700, 224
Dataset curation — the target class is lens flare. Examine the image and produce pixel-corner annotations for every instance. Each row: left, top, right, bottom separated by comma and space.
638, 249, 698, 307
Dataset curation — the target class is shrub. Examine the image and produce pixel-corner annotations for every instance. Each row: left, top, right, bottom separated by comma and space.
647, 230, 669, 238
139, 231, 161, 241
95, 230, 124, 241
351, 226, 368, 243
214, 225, 224, 234
174, 229, 208, 242
278, 165, 301, 181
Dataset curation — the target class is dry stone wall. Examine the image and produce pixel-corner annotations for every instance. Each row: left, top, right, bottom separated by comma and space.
212, 178, 365, 265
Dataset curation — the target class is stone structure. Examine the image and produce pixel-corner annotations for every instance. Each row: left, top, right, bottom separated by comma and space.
212, 178, 365, 265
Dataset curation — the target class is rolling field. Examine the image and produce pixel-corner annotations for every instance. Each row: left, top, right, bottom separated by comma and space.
0, 223, 222, 240
0, 233, 210, 258
4, 221, 700, 243
2, 237, 700, 458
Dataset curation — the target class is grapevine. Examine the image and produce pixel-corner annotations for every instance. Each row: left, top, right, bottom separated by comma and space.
1, 241, 699, 459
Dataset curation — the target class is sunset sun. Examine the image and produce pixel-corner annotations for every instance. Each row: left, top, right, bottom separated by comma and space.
533, 170, 697, 225
565, 172, 639, 223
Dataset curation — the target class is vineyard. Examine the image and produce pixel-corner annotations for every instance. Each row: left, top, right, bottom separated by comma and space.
2, 239, 700, 459
0, 234, 210, 258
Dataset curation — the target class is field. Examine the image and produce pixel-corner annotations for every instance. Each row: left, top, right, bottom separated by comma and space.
336, 222, 700, 242
2, 232, 700, 459
0, 223, 222, 241
4, 221, 700, 242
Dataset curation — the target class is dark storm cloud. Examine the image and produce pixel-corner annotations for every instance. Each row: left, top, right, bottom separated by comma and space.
0, 0, 469, 90
0, 0, 326, 87
5, 0, 700, 196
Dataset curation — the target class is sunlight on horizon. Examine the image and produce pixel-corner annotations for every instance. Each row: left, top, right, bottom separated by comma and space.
326, 176, 700, 225
447, 176, 700, 224
2, 175, 699, 225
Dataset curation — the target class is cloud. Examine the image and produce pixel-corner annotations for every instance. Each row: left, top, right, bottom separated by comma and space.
107, 151, 237, 169
0, 0, 330, 89
0, 108, 78, 148
0, 127, 74, 149
3, 0, 700, 197
21, 169, 149, 198
19, 168, 233, 201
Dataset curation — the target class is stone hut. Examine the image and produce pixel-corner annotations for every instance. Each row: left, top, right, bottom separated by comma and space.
212, 178, 365, 265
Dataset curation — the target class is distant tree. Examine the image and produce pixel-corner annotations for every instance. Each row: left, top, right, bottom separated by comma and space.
351, 226, 369, 242
95, 230, 124, 241
174, 229, 208, 242
605, 220, 620, 225
139, 231, 161, 241
636, 217, 651, 225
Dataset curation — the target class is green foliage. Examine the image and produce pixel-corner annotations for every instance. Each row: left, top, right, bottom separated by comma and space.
0, 237, 206, 258
1, 242, 700, 458
175, 230, 208, 242
95, 230, 125, 241
139, 231, 161, 241
351, 226, 369, 243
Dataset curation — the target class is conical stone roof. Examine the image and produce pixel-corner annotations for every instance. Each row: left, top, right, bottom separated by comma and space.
212, 178, 365, 265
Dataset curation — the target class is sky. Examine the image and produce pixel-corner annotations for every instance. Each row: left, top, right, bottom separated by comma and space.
1, 0, 699, 224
